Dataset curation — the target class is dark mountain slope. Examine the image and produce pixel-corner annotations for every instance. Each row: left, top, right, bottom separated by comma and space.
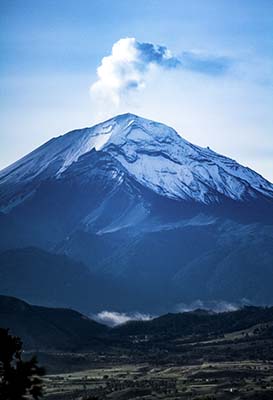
0, 247, 130, 313
0, 295, 108, 350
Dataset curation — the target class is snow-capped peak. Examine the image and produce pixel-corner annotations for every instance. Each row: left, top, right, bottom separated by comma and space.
1, 113, 273, 207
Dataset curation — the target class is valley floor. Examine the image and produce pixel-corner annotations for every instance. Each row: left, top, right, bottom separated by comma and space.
43, 361, 273, 400
35, 322, 273, 400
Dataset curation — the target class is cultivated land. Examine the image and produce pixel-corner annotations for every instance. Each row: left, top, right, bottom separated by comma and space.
34, 321, 273, 400
43, 361, 273, 400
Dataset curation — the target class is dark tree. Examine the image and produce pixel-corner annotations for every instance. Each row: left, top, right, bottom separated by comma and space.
0, 328, 45, 400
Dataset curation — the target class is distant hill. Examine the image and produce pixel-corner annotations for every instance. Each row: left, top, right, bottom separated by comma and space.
0, 295, 108, 351
1, 295, 273, 352
115, 306, 273, 337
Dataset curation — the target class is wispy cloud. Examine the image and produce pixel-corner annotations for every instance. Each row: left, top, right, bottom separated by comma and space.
90, 37, 231, 108
93, 310, 153, 327
175, 299, 252, 313
181, 51, 231, 76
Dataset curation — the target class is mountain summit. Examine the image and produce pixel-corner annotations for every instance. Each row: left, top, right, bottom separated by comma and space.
1, 114, 273, 312
1, 113, 273, 212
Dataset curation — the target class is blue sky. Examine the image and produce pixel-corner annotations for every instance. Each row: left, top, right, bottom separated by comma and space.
1, 0, 273, 180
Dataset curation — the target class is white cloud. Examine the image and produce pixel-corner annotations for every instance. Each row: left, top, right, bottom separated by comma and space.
89, 37, 232, 124
90, 37, 181, 109
93, 310, 153, 327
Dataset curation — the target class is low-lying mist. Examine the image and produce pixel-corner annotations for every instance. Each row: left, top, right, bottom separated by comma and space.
92, 299, 255, 326
92, 311, 154, 327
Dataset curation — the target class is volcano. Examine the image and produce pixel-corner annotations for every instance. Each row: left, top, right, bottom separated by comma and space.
1, 114, 273, 313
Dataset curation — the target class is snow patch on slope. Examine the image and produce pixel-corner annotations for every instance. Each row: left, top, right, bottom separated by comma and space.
1, 113, 273, 210
57, 132, 112, 174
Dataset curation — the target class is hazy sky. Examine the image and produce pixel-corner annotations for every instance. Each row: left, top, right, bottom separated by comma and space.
1, 0, 273, 180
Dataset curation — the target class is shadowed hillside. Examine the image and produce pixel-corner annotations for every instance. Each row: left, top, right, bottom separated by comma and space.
0, 295, 108, 351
